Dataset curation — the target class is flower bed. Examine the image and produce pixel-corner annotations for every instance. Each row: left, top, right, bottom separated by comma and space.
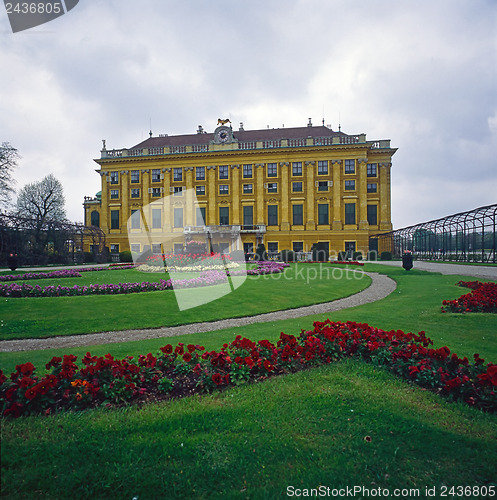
146, 252, 234, 269
1, 319, 495, 418
0, 265, 136, 283
0, 262, 289, 298
0, 270, 83, 282
137, 262, 240, 273
441, 281, 497, 313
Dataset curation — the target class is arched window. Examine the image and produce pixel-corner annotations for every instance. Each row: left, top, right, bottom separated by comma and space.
90, 211, 100, 227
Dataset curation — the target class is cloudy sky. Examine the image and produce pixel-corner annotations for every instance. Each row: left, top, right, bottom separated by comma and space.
1, 0, 496, 228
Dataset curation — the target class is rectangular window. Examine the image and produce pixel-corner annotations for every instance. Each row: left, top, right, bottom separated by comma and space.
267, 163, 277, 177
174, 243, 183, 255
243, 183, 253, 194
131, 188, 140, 198
152, 169, 161, 182
267, 183, 277, 193
110, 172, 119, 184
317, 160, 328, 175
268, 205, 278, 226
110, 210, 120, 229
110, 244, 119, 253
292, 162, 302, 176
219, 165, 229, 180
243, 164, 253, 178
318, 204, 329, 225
219, 206, 229, 225
196, 166, 205, 181
196, 185, 206, 196
110, 189, 119, 199
367, 205, 378, 225
130, 209, 140, 229
130, 244, 140, 253
293, 241, 304, 253
293, 204, 303, 225
367, 183, 377, 193
151, 187, 161, 197
244, 242, 254, 255
152, 244, 162, 254
174, 208, 183, 228
345, 203, 356, 225
131, 170, 140, 183
152, 209, 161, 229
173, 168, 182, 182
344, 159, 355, 174
317, 181, 328, 192
292, 181, 303, 192
267, 242, 278, 254
174, 186, 183, 196
197, 207, 206, 225
219, 185, 229, 195
243, 206, 253, 227
367, 163, 377, 177
345, 180, 355, 191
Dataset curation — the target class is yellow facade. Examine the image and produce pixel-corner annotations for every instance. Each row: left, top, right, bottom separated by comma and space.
83, 123, 396, 259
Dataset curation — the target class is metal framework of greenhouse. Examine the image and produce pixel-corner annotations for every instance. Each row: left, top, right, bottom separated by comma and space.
371, 203, 497, 263
0, 212, 107, 266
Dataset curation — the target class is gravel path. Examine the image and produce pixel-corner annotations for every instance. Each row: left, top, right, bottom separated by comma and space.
0, 271, 396, 352
376, 260, 497, 280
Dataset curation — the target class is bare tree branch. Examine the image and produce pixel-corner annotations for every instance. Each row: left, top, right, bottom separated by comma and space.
0, 142, 19, 209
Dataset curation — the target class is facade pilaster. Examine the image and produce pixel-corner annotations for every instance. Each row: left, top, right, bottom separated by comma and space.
100, 171, 109, 232
280, 162, 290, 230
358, 158, 369, 230
332, 160, 342, 230
207, 166, 216, 225
379, 162, 392, 230
231, 165, 240, 224
255, 163, 264, 224
121, 170, 129, 230
305, 161, 315, 229
163, 168, 171, 230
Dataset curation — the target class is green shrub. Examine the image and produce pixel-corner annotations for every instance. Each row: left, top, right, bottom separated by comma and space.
380, 251, 392, 261
280, 249, 295, 262
338, 251, 348, 261
311, 243, 329, 262
367, 250, 377, 261
255, 244, 267, 261
119, 250, 133, 263
353, 251, 363, 261
83, 252, 95, 263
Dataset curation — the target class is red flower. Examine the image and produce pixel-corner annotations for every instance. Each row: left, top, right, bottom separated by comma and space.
45, 356, 62, 370
24, 387, 38, 400
183, 352, 192, 363
263, 359, 274, 372
160, 344, 173, 354
212, 373, 223, 385
16, 362, 35, 377
245, 357, 255, 369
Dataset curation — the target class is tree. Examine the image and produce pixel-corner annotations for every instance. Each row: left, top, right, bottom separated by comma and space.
16, 174, 66, 226
16, 174, 67, 262
0, 142, 19, 209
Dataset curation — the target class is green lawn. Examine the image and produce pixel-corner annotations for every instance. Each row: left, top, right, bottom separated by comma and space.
2, 360, 496, 499
1, 263, 497, 499
0, 264, 370, 340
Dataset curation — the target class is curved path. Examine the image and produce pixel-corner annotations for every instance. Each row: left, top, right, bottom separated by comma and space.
0, 271, 396, 352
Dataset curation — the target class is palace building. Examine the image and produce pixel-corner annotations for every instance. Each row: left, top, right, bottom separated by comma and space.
83, 119, 396, 259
